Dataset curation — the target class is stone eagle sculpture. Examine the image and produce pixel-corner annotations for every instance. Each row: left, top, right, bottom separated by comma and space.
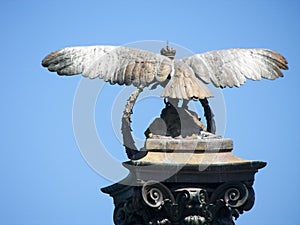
42, 44, 288, 159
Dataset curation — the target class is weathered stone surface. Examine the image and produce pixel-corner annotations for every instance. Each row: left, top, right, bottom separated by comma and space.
122, 137, 266, 183
145, 137, 233, 151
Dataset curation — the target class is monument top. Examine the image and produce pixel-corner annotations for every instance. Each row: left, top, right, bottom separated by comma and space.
42, 44, 288, 160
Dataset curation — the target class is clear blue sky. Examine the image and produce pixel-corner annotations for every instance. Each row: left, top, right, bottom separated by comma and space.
0, 0, 299, 224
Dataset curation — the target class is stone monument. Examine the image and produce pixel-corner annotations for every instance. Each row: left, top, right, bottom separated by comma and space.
42, 42, 288, 224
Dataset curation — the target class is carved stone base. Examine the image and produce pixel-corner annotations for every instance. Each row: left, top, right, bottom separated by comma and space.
101, 138, 266, 225
102, 180, 257, 225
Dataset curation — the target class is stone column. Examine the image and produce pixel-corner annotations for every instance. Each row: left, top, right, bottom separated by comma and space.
102, 138, 266, 225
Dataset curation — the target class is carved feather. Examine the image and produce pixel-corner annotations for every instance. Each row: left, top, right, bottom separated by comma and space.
180, 48, 288, 88
161, 61, 213, 100
42, 46, 172, 87
42, 46, 288, 99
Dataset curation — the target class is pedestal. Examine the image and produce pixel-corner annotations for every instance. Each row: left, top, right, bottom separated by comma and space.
101, 138, 266, 225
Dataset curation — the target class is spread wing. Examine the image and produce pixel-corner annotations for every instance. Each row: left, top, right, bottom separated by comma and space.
161, 61, 213, 100
42, 46, 173, 87
180, 48, 288, 88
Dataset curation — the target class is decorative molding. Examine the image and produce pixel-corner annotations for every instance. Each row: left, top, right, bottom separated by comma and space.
110, 180, 255, 225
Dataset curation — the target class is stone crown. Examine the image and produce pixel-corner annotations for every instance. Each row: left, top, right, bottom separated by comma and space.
160, 44, 176, 59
